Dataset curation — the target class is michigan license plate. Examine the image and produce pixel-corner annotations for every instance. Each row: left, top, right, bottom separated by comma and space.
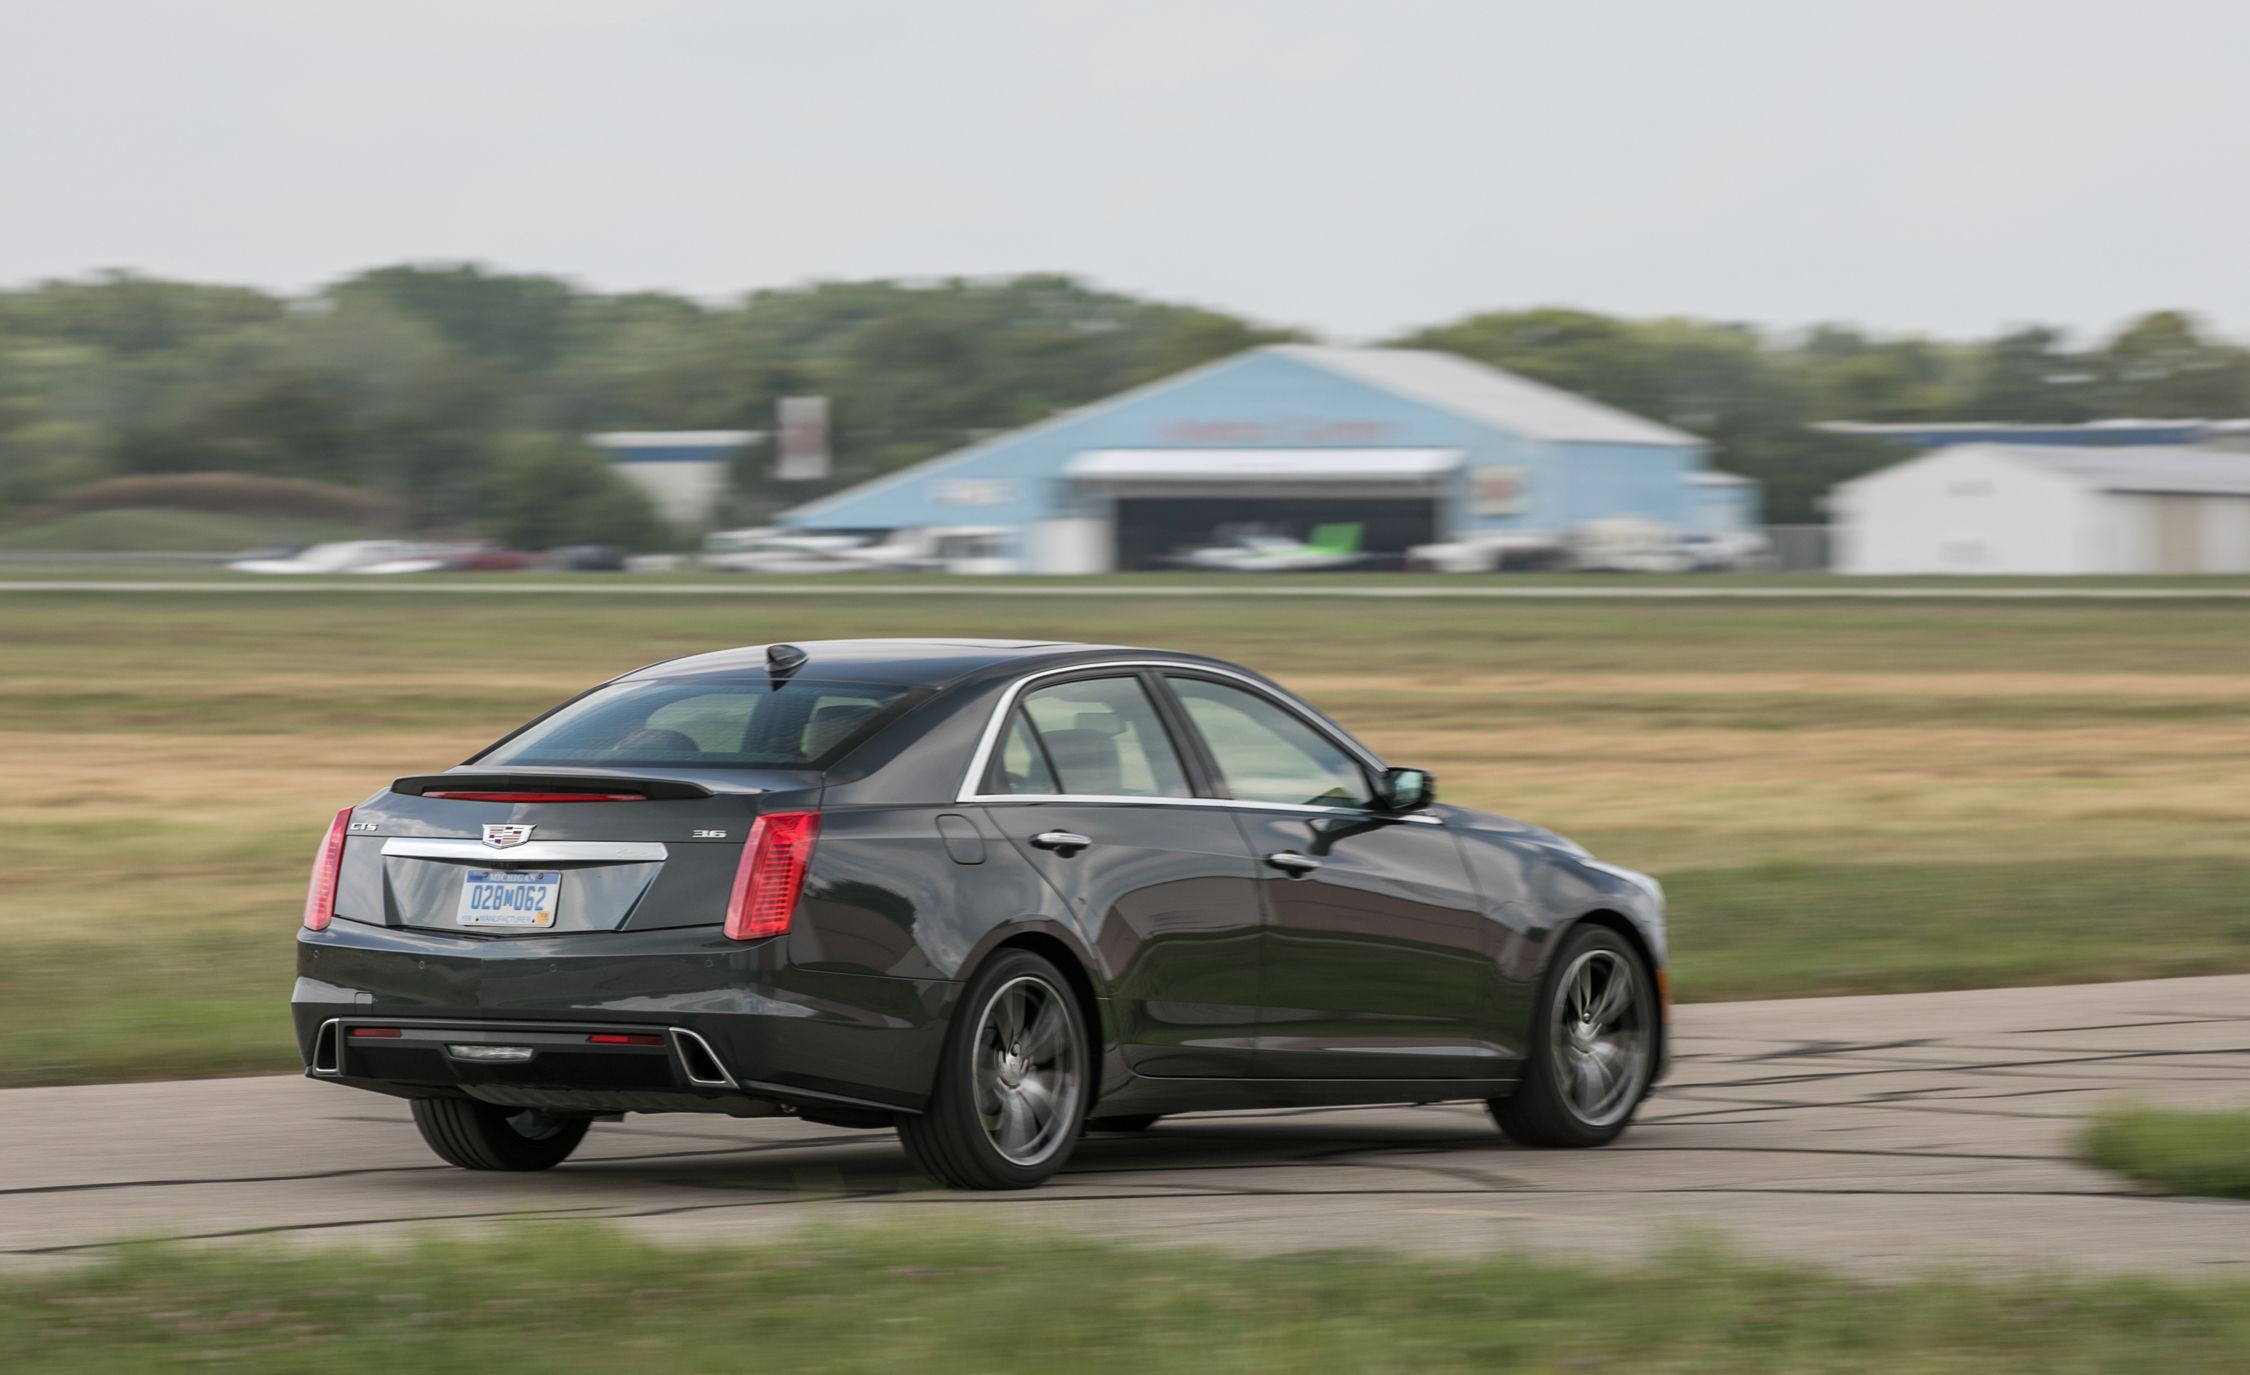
457, 869, 561, 927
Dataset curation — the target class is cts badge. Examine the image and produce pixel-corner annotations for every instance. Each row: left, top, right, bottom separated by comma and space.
481, 823, 536, 850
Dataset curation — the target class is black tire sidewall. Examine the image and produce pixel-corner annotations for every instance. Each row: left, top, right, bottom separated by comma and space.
411, 1097, 589, 1171
909, 950, 1090, 1189
1496, 925, 1656, 1147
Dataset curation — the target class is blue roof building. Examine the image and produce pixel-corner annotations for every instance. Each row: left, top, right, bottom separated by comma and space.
779, 345, 1753, 572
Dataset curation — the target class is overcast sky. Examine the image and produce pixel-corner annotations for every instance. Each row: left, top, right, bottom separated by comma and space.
3, 0, 2244, 343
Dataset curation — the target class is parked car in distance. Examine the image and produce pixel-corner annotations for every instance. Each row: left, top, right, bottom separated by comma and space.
1568, 517, 1695, 573
1405, 530, 1569, 573
702, 526, 1020, 575
228, 540, 424, 575
1678, 530, 1775, 572
353, 542, 541, 575
295, 640, 1669, 1188
543, 545, 629, 573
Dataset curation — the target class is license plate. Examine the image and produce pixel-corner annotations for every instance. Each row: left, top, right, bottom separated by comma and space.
457, 869, 561, 927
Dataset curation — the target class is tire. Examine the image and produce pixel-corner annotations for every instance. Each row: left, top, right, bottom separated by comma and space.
1084, 1113, 1162, 1133
1489, 925, 1657, 1148
899, 950, 1091, 1190
410, 1097, 590, 1171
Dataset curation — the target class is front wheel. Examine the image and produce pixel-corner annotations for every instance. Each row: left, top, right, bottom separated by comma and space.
410, 1097, 589, 1171
1489, 926, 1656, 1148
899, 950, 1090, 1189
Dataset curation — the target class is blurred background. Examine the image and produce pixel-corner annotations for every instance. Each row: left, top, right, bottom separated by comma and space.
4, 2, 2250, 1367
4, 2, 2250, 576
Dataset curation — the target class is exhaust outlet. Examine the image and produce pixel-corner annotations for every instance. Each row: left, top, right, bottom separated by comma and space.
670, 1028, 736, 1088
309, 1019, 343, 1075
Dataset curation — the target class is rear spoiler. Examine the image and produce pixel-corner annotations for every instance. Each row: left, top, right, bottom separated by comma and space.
390, 773, 715, 802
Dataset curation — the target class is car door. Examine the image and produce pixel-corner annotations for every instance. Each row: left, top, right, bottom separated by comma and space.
1156, 672, 1506, 1081
973, 671, 1265, 1078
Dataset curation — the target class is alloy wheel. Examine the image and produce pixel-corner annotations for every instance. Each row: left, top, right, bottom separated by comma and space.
972, 974, 1083, 1166
1549, 948, 1651, 1127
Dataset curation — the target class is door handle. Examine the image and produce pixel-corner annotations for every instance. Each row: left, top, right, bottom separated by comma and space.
1264, 850, 1321, 875
1031, 830, 1092, 853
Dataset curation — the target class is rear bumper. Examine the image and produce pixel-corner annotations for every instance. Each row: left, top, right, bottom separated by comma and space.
294, 919, 955, 1114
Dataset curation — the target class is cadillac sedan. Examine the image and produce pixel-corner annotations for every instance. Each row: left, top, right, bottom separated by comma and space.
295, 639, 1668, 1189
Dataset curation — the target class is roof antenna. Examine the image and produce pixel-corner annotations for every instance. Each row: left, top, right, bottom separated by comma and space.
766, 643, 809, 681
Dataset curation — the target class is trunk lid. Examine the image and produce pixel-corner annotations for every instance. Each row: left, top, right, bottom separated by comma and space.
333, 767, 818, 935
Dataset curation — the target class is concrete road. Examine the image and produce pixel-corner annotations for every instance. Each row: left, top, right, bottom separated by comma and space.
4, 974, 2246, 1276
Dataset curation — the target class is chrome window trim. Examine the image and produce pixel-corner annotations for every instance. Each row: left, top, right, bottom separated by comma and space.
380, 838, 670, 863
955, 659, 1398, 808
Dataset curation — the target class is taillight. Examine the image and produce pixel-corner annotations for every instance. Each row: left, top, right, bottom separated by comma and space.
724, 811, 820, 941
302, 807, 352, 932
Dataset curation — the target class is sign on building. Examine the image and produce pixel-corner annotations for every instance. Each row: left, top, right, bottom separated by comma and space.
1472, 467, 1530, 517
776, 398, 830, 482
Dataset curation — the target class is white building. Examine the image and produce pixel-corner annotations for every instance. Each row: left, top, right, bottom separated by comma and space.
588, 430, 761, 528
1833, 444, 2250, 575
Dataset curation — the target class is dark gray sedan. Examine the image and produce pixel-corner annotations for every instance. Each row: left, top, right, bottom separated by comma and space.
295, 639, 1668, 1189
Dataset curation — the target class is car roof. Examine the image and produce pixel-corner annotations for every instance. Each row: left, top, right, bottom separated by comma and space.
619, 638, 1238, 689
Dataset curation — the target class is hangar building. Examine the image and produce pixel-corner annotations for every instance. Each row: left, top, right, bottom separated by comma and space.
777, 345, 1754, 572
1834, 444, 2250, 574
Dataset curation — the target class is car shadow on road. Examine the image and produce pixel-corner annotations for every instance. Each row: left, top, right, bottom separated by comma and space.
545, 1109, 1515, 1199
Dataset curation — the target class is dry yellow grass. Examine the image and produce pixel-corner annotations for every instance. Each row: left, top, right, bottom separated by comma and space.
1379, 717, 2250, 866
0, 729, 482, 937
1291, 671, 2250, 700
9, 681, 2248, 933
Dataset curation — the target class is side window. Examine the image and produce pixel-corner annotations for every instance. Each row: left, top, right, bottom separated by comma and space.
987, 713, 1060, 795
1167, 676, 1374, 809
1012, 676, 1191, 798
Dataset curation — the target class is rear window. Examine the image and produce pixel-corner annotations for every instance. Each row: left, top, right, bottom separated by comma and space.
475, 678, 913, 770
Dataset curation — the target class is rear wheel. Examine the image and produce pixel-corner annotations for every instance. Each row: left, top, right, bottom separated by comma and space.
410, 1097, 589, 1171
899, 950, 1090, 1190
1084, 1113, 1162, 1133
1489, 926, 1656, 1148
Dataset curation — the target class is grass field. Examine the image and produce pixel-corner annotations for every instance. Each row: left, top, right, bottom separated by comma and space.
2084, 1106, 2250, 1200
3, 586, 2248, 1086
8, 1226, 2250, 1373
0, 509, 392, 552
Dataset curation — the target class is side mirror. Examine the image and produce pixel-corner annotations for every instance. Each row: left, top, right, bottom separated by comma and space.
1380, 766, 1435, 812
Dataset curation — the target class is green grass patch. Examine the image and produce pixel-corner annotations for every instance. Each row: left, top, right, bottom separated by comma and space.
5, 589, 2250, 678
0, 508, 389, 552
1665, 856, 2250, 1001
0, 929, 296, 1086
8, 1226, 2250, 1373
2083, 1105, 2250, 1200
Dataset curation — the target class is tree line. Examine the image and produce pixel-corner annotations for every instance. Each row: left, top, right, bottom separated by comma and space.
3, 264, 2246, 541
